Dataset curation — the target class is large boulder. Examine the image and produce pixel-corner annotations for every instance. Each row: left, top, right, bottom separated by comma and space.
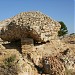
0, 11, 61, 42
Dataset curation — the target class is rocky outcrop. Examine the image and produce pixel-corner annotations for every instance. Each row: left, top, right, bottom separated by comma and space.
0, 11, 75, 75
0, 34, 75, 75
60, 33, 75, 44
0, 44, 38, 75
58, 33, 75, 74
42, 56, 66, 75
0, 11, 61, 42
0, 36, 69, 75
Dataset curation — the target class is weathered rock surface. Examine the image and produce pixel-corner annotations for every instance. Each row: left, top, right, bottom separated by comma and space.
0, 11, 61, 42
60, 33, 75, 44
0, 41, 38, 75
57, 33, 75, 75
42, 56, 66, 75
0, 37, 68, 75
0, 11, 75, 75
0, 34, 75, 75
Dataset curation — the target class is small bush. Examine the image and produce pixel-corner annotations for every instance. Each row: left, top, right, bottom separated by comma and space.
4, 55, 16, 67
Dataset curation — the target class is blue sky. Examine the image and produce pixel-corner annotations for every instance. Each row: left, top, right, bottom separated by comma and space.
0, 0, 74, 33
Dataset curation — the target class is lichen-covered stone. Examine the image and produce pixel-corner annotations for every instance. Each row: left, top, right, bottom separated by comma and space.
0, 11, 61, 42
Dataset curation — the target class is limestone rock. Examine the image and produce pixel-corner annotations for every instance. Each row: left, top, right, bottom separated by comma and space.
0, 11, 61, 42
60, 33, 75, 44
42, 56, 66, 75
0, 48, 38, 75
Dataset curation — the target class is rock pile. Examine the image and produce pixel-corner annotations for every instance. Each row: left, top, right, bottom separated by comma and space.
0, 11, 61, 42
60, 55, 75, 70
60, 33, 75, 44
0, 11, 75, 75
0, 43, 38, 75
42, 56, 65, 75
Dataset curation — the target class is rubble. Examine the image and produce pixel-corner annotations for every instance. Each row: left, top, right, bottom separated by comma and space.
42, 56, 66, 75
0, 11, 75, 75
0, 11, 61, 42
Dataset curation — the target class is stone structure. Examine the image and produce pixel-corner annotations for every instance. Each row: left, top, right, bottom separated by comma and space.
0, 11, 61, 69
0, 11, 61, 42
1, 11, 72, 75
21, 38, 34, 56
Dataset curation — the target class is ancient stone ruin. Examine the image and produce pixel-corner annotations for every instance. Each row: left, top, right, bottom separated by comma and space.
0, 11, 74, 75
0, 11, 61, 42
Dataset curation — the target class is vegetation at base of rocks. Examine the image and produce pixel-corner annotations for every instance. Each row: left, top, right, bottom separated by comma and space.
4, 55, 16, 67
0, 55, 20, 75
70, 33, 75, 35
58, 21, 68, 36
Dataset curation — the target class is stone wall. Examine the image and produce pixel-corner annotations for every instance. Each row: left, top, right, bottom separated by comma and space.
21, 38, 34, 57
0, 11, 61, 42
0, 11, 70, 75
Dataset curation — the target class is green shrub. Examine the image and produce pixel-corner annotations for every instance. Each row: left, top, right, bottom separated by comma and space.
4, 55, 16, 67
